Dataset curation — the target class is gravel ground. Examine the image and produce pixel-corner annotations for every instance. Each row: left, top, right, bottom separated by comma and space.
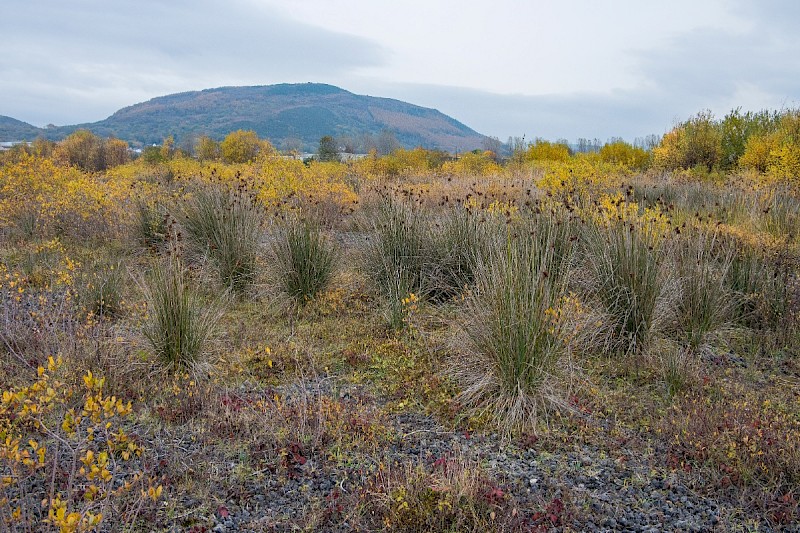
184, 402, 799, 532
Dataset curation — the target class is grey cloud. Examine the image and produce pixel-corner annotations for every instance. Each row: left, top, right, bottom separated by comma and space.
632, 5, 800, 112
0, 0, 387, 125
364, 83, 671, 142
397, 2, 800, 142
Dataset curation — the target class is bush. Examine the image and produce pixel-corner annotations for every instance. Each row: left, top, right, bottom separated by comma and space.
53, 130, 130, 172
451, 211, 575, 434
182, 184, 262, 295
742, 109, 800, 183
133, 199, 168, 250
599, 140, 650, 170
653, 110, 721, 171
525, 139, 571, 162
270, 218, 338, 305
0, 358, 163, 531
441, 151, 503, 176
142, 254, 217, 370
220, 130, 265, 164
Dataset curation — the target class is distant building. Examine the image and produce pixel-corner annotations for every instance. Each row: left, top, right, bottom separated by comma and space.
339, 153, 368, 162
0, 141, 30, 151
278, 152, 369, 162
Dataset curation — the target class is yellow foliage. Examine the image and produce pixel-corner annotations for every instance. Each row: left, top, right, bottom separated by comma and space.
220, 130, 270, 164
599, 141, 650, 170
0, 361, 159, 531
441, 152, 503, 177
525, 140, 571, 162
0, 153, 135, 237
352, 148, 446, 178
740, 134, 775, 172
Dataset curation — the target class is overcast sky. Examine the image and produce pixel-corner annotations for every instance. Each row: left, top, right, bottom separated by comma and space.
2, 0, 798, 142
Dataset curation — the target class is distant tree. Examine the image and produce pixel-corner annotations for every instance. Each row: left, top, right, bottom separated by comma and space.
481, 136, 503, 160
599, 140, 650, 170
221, 130, 262, 164
376, 130, 400, 156
282, 136, 304, 156
653, 110, 721, 171
104, 137, 131, 168
31, 138, 56, 158
525, 139, 571, 162
53, 130, 129, 171
740, 109, 800, 180
506, 136, 528, 164
179, 134, 198, 157
718, 108, 779, 170
55, 130, 103, 171
318, 135, 340, 162
141, 146, 165, 165
337, 134, 358, 154
196, 135, 221, 161
160, 135, 176, 161
361, 133, 377, 153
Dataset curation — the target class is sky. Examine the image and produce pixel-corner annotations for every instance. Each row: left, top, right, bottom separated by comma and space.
1, 0, 799, 142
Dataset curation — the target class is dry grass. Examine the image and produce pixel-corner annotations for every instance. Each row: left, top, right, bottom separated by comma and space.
2, 151, 799, 530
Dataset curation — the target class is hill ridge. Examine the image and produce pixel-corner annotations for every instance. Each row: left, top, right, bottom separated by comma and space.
0, 84, 487, 152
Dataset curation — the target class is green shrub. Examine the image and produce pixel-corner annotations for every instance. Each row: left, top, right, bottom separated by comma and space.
270, 218, 338, 305
182, 185, 262, 295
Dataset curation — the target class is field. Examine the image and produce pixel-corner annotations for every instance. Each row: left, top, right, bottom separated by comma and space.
1, 121, 799, 532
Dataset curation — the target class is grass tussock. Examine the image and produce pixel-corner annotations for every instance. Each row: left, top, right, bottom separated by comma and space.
451, 210, 576, 435
426, 207, 487, 302
270, 217, 338, 305
584, 221, 669, 357
670, 228, 736, 353
182, 184, 263, 295
75, 259, 125, 320
363, 198, 431, 328
142, 253, 218, 370
133, 198, 169, 251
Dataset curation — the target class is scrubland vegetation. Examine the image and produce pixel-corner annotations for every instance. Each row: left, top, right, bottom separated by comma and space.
1, 109, 799, 531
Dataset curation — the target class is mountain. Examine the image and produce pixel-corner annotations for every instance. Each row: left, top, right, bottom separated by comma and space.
0, 84, 488, 152
0, 116, 44, 141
